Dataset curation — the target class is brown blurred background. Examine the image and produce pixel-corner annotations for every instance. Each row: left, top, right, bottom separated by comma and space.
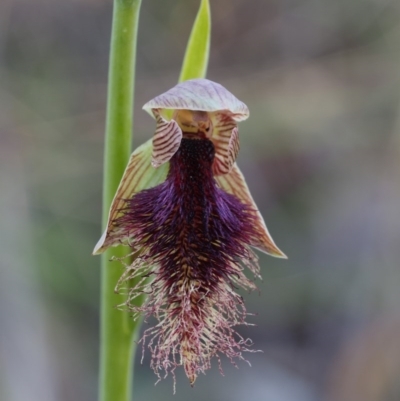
1, 0, 400, 400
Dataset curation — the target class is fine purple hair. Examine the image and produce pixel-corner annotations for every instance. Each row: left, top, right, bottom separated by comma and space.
115, 138, 261, 385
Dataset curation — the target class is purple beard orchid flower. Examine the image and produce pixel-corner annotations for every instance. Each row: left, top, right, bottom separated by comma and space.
94, 78, 286, 386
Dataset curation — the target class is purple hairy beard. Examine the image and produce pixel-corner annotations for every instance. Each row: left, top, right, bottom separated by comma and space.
115, 137, 261, 386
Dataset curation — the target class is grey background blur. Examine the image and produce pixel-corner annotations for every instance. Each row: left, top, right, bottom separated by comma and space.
1, 0, 400, 400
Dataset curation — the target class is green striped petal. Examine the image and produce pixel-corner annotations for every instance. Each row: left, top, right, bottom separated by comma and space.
215, 164, 287, 258
93, 139, 169, 255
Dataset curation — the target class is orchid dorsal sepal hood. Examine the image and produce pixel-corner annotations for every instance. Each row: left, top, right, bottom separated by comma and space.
143, 78, 248, 175
93, 78, 286, 386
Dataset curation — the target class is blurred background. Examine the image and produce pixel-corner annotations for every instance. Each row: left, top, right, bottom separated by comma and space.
1, 0, 400, 400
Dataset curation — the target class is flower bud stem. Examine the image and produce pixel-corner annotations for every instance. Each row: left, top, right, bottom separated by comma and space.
100, 1, 142, 401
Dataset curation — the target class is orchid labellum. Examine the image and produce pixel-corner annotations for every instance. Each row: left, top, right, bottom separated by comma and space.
94, 78, 286, 386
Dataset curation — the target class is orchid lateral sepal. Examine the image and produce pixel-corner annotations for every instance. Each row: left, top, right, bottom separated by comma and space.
215, 164, 287, 258
93, 139, 168, 255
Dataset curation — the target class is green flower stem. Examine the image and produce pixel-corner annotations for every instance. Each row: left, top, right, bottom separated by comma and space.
100, 1, 142, 401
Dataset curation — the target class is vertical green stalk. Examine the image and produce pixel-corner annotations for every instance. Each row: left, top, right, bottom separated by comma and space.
100, 1, 142, 401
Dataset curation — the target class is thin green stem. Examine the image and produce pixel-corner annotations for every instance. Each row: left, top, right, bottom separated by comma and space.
100, 1, 142, 401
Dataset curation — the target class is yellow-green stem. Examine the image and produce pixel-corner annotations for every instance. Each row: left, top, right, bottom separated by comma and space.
100, 1, 142, 401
